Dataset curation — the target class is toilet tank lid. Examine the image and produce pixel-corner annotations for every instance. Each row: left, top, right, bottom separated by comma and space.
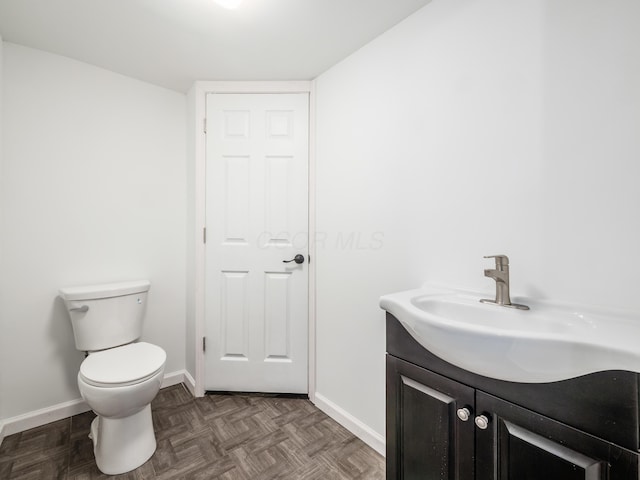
59, 280, 151, 301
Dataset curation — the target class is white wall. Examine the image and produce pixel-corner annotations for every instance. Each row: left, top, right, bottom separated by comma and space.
315, 0, 640, 437
0, 43, 187, 420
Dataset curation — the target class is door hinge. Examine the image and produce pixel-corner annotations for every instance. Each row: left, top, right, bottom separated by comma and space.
203, 118, 207, 134
203, 337, 206, 352
203, 227, 207, 244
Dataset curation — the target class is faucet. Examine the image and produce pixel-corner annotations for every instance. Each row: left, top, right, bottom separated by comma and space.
480, 255, 529, 310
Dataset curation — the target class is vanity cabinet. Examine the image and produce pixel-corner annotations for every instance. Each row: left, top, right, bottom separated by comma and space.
387, 355, 474, 479
386, 314, 640, 480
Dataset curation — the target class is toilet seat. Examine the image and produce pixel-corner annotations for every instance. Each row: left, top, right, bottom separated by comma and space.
80, 342, 166, 388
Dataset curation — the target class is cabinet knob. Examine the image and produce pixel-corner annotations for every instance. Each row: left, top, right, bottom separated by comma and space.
475, 415, 490, 430
456, 407, 472, 422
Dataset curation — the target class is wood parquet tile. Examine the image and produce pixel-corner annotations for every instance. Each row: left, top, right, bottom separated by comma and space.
0, 384, 385, 479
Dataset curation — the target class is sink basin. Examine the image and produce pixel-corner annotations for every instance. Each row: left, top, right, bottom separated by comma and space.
380, 287, 640, 383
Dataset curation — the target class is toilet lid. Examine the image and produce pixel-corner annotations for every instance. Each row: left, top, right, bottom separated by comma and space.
80, 342, 166, 387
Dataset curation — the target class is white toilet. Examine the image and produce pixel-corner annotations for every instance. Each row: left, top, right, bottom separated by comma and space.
59, 280, 166, 475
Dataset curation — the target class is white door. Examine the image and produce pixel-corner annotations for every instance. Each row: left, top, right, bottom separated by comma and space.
204, 93, 309, 393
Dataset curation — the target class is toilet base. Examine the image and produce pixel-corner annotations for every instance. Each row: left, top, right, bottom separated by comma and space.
90, 404, 157, 475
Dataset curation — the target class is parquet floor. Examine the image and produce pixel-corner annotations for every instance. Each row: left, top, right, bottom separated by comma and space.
0, 384, 385, 479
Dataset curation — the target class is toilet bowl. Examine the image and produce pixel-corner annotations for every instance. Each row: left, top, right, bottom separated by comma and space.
59, 280, 167, 475
79, 342, 166, 475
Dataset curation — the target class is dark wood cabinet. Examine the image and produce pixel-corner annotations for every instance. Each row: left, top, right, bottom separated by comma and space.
474, 391, 638, 480
386, 314, 640, 480
387, 355, 474, 480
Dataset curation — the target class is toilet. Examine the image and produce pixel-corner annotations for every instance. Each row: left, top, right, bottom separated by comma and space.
59, 280, 166, 475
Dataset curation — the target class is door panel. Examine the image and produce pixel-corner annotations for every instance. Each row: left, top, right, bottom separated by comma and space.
502, 422, 603, 480
264, 271, 293, 361
476, 391, 638, 480
387, 356, 475, 480
220, 270, 249, 360
205, 93, 309, 393
400, 376, 456, 479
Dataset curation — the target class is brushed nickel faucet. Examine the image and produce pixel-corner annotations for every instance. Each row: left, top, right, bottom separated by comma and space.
480, 255, 529, 310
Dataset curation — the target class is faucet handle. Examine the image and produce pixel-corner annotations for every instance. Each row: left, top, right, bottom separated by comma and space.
484, 255, 509, 268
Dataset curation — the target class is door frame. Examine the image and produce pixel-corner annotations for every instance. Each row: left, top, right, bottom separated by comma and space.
190, 81, 316, 400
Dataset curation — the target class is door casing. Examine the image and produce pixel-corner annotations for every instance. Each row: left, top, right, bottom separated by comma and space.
190, 81, 316, 400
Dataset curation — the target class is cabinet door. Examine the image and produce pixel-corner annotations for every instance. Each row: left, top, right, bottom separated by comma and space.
475, 391, 639, 480
387, 356, 475, 480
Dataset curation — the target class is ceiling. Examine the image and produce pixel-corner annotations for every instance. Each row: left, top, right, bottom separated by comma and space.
0, 0, 431, 92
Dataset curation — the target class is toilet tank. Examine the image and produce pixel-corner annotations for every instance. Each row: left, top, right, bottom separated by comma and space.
59, 280, 151, 352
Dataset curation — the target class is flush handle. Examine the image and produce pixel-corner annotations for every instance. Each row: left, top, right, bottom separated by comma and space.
70, 305, 89, 313
283, 254, 305, 264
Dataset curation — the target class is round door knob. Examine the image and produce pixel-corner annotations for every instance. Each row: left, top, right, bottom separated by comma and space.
283, 254, 305, 264
456, 407, 471, 422
475, 415, 490, 430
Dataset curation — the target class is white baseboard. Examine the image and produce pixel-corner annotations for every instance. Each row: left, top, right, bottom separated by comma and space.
1, 398, 92, 440
0, 421, 6, 446
182, 369, 196, 396
0, 370, 192, 446
161, 369, 188, 389
313, 392, 386, 457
